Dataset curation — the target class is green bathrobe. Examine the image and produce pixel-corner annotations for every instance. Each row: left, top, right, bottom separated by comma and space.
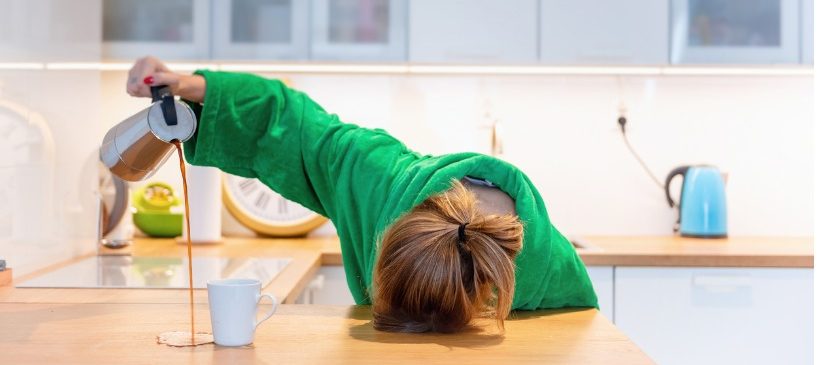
183, 70, 597, 310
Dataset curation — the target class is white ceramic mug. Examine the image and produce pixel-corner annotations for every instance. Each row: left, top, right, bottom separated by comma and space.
207, 278, 277, 346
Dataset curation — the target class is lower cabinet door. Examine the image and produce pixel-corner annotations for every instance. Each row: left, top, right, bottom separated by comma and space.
586, 266, 614, 321
297, 266, 356, 305
614, 267, 813, 365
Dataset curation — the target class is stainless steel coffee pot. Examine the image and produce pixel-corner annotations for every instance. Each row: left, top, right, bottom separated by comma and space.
100, 85, 197, 182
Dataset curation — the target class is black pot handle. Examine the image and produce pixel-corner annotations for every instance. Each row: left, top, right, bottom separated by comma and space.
664, 166, 689, 208
150, 85, 178, 126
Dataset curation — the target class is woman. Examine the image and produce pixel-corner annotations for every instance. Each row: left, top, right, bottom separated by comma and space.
127, 57, 597, 333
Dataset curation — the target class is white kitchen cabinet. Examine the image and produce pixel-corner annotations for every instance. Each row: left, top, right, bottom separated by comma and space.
211, 0, 309, 60
102, 0, 210, 60
586, 266, 614, 321
0, 0, 28, 61
614, 267, 813, 365
540, 0, 668, 64
801, 0, 813, 64
670, 0, 801, 64
310, 0, 407, 61
408, 0, 538, 64
296, 266, 357, 305
0, 0, 101, 62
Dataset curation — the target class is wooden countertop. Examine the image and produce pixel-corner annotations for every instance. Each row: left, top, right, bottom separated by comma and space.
1, 235, 809, 363
577, 236, 813, 267
0, 236, 662, 363
323, 235, 814, 268
0, 303, 652, 364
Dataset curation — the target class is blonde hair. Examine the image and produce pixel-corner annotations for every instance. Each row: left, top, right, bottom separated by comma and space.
372, 180, 524, 333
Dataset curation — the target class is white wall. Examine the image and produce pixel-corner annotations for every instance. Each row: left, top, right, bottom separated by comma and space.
0, 70, 103, 276
0, 0, 102, 276
99, 71, 813, 238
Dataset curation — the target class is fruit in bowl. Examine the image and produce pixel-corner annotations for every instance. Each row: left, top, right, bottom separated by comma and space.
132, 182, 183, 237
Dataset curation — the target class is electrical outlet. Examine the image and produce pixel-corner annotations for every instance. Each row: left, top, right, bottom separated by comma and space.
618, 115, 628, 133
617, 103, 628, 133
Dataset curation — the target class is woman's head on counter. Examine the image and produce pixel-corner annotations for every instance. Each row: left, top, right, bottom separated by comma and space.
372, 181, 523, 333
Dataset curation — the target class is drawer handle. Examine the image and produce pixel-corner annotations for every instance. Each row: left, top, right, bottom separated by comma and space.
692, 275, 751, 288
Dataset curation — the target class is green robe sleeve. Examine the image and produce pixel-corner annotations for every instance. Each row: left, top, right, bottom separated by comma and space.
184, 70, 414, 218
182, 70, 419, 302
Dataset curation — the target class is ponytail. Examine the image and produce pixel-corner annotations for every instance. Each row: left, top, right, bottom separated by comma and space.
373, 180, 523, 333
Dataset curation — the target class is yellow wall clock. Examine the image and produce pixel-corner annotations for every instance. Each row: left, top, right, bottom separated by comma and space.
222, 173, 327, 237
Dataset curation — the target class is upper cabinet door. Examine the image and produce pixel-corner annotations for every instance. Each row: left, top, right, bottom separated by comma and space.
102, 0, 210, 60
0, 0, 27, 61
212, 0, 309, 60
310, 0, 407, 61
540, 0, 668, 64
801, 0, 813, 64
0, 0, 101, 62
408, 0, 538, 64
670, 0, 800, 64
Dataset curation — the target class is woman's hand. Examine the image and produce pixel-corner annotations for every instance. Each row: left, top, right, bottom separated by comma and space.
125, 56, 176, 97
126, 56, 206, 103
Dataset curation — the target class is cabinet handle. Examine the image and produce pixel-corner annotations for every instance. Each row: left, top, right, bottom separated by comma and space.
692, 275, 751, 289
308, 274, 325, 291
304, 274, 325, 304
445, 51, 499, 61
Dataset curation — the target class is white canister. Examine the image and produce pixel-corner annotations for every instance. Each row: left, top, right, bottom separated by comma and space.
182, 164, 223, 244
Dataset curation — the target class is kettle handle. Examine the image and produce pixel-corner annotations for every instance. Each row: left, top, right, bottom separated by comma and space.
150, 85, 178, 126
664, 166, 689, 208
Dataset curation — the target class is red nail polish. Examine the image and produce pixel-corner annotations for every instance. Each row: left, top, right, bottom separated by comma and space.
143, 76, 154, 85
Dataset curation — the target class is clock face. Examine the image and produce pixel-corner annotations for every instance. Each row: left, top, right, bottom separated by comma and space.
223, 174, 326, 236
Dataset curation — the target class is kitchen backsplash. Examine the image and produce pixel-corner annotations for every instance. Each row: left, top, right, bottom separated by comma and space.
0, 70, 812, 274
1, 70, 103, 274
109, 71, 812, 238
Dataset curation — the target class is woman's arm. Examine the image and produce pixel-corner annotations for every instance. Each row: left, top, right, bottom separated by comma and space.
125, 58, 418, 227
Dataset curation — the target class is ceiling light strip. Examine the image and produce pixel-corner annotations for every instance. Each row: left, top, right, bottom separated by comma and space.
0, 62, 812, 76
660, 67, 814, 76
167, 63, 219, 72
0, 62, 45, 70
408, 65, 664, 75
45, 62, 104, 70
218, 63, 409, 73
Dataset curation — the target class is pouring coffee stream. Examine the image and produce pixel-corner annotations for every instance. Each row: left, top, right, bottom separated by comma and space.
100, 85, 200, 345
172, 139, 196, 345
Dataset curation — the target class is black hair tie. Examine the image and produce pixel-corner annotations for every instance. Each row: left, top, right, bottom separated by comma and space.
457, 223, 468, 243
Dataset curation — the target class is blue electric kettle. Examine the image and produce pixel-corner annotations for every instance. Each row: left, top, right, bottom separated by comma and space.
664, 165, 727, 238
